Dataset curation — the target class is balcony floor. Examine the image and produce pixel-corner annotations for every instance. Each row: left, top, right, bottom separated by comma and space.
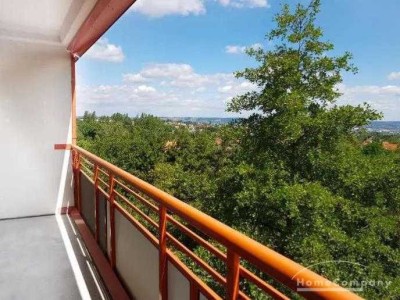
0, 214, 107, 300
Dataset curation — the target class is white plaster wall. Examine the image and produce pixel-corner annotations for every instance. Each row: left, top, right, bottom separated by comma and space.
115, 210, 159, 300
168, 262, 190, 300
0, 40, 73, 218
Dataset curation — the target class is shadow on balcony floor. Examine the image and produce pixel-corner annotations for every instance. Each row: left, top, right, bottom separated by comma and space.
0, 214, 108, 300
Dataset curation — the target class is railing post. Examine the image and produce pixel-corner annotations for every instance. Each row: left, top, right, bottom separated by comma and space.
190, 282, 199, 300
72, 150, 81, 213
109, 173, 116, 269
94, 164, 100, 242
226, 249, 240, 300
159, 205, 168, 300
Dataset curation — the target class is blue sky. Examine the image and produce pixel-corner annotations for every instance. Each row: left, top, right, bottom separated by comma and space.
77, 0, 400, 120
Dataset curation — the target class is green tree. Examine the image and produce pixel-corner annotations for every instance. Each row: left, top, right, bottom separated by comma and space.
222, 1, 399, 298
228, 0, 381, 177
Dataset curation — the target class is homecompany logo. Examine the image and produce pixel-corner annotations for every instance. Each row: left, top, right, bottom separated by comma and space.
292, 261, 392, 292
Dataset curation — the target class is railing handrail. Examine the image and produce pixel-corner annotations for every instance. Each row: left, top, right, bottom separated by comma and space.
71, 144, 363, 300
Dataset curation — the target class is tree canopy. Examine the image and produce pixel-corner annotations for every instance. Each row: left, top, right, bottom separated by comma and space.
229, 0, 381, 178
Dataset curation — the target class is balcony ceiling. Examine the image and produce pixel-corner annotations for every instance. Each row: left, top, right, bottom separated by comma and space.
0, 0, 97, 47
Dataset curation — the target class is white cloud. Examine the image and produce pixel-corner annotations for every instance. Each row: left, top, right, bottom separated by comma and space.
218, 81, 256, 93
217, 81, 257, 105
78, 63, 400, 120
77, 63, 256, 117
129, 0, 269, 17
218, 0, 269, 8
225, 43, 262, 54
225, 45, 246, 54
85, 38, 125, 63
388, 72, 400, 80
337, 84, 400, 120
124, 64, 235, 88
338, 84, 400, 96
130, 0, 206, 17
134, 85, 157, 94
141, 63, 193, 78
123, 73, 148, 83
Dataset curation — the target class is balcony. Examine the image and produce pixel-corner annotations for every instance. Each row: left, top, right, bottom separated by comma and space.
0, 141, 363, 299
0, 0, 363, 299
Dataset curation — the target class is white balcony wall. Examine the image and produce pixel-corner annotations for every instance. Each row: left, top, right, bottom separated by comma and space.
168, 262, 190, 299
0, 40, 73, 218
115, 210, 159, 299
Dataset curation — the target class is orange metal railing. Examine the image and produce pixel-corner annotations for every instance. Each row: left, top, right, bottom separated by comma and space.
71, 145, 363, 300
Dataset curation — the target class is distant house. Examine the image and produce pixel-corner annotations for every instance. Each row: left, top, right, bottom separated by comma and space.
382, 141, 399, 151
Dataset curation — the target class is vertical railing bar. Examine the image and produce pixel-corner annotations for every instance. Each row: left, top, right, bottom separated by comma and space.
73, 150, 82, 213
70, 54, 77, 146
227, 249, 240, 300
190, 281, 200, 300
104, 195, 108, 256
159, 205, 168, 300
94, 164, 100, 242
109, 173, 116, 269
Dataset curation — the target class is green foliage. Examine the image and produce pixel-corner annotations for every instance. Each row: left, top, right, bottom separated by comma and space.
362, 141, 384, 156
78, 113, 175, 181
228, 0, 381, 180
78, 112, 400, 299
